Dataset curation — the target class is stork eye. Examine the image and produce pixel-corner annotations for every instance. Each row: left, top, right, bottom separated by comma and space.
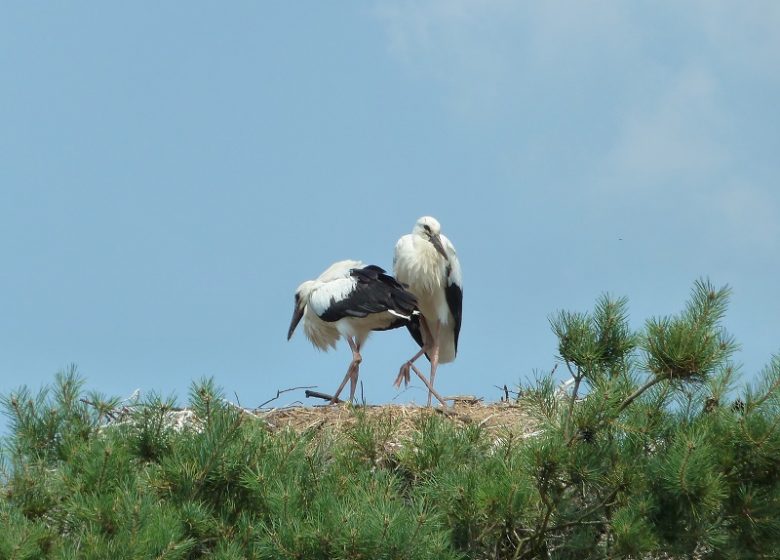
423, 225, 431, 232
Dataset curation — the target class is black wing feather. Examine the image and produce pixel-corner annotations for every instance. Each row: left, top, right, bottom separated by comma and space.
445, 281, 463, 354
405, 313, 426, 351
319, 265, 418, 328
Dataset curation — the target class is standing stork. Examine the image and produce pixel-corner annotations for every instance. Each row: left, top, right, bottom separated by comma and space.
287, 260, 419, 403
393, 216, 462, 406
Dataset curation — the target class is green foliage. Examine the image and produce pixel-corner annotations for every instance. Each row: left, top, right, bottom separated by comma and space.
644, 280, 738, 382
2, 279, 780, 559
550, 294, 636, 377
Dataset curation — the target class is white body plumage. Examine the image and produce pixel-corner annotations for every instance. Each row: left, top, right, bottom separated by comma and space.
394, 216, 462, 364
293, 259, 360, 351
287, 259, 418, 403
289, 260, 415, 350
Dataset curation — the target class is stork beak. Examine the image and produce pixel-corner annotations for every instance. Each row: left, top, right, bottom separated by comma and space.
287, 301, 304, 340
429, 233, 448, 259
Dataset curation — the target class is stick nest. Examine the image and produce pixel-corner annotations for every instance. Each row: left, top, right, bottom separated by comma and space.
255, 400, 541, 441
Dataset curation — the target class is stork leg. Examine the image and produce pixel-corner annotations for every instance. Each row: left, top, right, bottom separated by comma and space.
330, 337, 362, 404
394, 316, 434, 388
426, 321, 442, 407
394, 318, 447, 407
348, 339, 362, 402
408, 361, 448, 407
394, 347, 426, 388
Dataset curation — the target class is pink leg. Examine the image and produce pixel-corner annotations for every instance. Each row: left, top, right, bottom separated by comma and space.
408, 362, 448, 407
427, 322, 441, 407
394, 316, 434, 387
330, 337, 362, 404
348, 339, 362, 401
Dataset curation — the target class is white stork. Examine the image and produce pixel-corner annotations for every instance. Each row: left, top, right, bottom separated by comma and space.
393, 216, 462, 406
287, 259, 418, 403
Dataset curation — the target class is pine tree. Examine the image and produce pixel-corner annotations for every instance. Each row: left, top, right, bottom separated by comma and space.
1, 279, 779, 559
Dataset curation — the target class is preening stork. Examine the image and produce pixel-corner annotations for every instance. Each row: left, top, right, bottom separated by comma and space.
287, 260, 418, 403
393, 216, 462, 406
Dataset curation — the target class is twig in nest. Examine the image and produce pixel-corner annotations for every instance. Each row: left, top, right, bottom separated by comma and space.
303, 419, 327, 432
494, 384, 510, 402
305, 389, 343, 404
282, 400, 304, 409
433, 407, 472, 423
258, 385, 317, 408
495, 384, 526, 402
448, 395, 483, 405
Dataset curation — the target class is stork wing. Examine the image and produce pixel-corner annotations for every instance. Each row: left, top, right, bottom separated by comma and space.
405, 313, 427, 353
318, 265, 417, 326
442, 235, 463, 353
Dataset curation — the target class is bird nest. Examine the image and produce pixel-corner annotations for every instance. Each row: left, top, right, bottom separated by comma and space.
254, 400, 541, 441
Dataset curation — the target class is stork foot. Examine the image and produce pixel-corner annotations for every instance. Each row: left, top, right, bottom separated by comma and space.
330, 360, 360, 405
394, 362, 413, 388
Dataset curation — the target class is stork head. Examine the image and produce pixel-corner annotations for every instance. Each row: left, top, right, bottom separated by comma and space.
287, 280, 315, 340
413, 216, 447, 259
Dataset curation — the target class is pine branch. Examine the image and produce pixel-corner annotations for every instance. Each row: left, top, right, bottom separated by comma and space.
616, 375, 667, 415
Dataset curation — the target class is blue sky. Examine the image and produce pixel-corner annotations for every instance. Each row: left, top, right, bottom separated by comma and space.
2, 2, 779, 424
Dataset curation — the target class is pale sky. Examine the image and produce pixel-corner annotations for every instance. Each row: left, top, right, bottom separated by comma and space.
2, 3, 779, 428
